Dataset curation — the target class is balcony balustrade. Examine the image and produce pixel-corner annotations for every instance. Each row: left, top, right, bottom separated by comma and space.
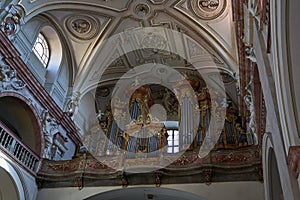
0, 121, 39, 173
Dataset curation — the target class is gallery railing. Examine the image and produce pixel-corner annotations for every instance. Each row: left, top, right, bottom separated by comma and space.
0, 121, 39, 173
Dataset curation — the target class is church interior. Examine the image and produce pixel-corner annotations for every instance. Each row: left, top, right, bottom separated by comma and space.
0, 0, 300, 199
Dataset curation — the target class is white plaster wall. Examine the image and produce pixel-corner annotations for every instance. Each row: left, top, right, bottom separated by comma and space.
286, 0, 300, 149
74, 91, 98, 134
37, 182, 264, 200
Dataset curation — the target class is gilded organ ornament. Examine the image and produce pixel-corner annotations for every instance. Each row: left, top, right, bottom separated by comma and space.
191, 0, 227, 20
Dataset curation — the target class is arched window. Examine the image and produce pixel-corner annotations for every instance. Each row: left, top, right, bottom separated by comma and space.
32, 33, 50, 67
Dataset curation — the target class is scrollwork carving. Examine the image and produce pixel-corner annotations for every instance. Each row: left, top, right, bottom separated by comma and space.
245, 44, 257, 62
0, 4, 24, 39
0, 64, 26, 91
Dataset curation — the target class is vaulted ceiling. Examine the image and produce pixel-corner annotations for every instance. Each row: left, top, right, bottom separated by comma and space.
15, 0, 241, 135
18, 0, 238, 95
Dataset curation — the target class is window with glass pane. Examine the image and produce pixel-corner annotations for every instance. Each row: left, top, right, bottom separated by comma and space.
167, 129, 179, 153
32, 33, 50, 67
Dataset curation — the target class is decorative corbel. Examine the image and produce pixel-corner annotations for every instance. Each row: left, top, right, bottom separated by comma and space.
76, 176, 83, 190
120, 171, 128, 188
203, 168, 212, 185
77, 147, 87, 190
178, 155, 189, 165
154, 171, 163, 187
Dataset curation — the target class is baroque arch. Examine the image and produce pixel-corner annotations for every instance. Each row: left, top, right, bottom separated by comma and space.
0, 92, 43, 157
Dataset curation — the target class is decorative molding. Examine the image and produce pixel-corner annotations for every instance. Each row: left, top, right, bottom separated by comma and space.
149, 0, 166, 5
141, 32, 166, 54
20, 0, 132, 15
0, 64, 26, 91
212, 151, 257, 163
65, 14, 99, 40
36, 146, 262, 188
191, 0, 227, 20
134, 3, 151, 19
245, 44, 257, 62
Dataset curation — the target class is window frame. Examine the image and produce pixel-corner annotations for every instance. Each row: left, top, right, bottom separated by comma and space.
167, 129, 179, 153
32, 32, 50, 68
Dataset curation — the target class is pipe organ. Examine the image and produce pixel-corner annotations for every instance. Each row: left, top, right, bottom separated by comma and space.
88, 81, 253, 159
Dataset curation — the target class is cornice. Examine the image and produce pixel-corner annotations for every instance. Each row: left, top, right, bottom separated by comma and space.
37, 146, 262, 188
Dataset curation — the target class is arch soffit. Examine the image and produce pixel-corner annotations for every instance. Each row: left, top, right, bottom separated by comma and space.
262, 132, 275, 200
268, 0, 300, 145
0, 155, 25, 200
86, 187, 208, 200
